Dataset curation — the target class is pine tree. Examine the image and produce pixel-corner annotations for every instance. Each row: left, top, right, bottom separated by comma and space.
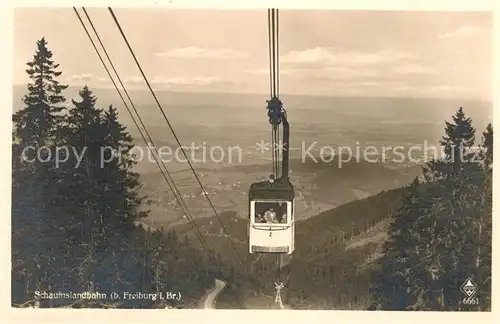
56, 86, 105, 292
144, 229, 169, 308
477, 123, 492, 308
100, 105, 147, 231
13, 37, 68, 147
482, 123, 493, 169
11, 38, 68, 306
424, 107, 477, 182
424, 108, 483, 310
98, 104, 149, 296
370, 177, 428, 309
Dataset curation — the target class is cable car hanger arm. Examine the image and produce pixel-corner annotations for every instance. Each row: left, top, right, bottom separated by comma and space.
267, 97, 290, 181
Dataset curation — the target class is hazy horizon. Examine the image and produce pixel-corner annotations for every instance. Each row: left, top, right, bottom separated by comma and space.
14, 9, 492, 100
11, 83, 495, 101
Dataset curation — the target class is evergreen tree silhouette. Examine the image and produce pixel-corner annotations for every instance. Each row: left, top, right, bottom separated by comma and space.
424, 107, 477, 181
13, 37, 68, 147
11, 38, 69, 306
423, 107, 482, 310
477, 123, 492, 308
56, 86, 105, 292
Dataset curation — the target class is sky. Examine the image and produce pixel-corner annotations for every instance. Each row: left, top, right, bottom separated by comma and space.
13, 8, 492, 99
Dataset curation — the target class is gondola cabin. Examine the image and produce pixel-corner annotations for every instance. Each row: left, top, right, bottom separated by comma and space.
248, 176, 295, 254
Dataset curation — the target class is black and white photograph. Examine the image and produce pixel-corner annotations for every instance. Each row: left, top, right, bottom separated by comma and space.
9, 5, 493, 314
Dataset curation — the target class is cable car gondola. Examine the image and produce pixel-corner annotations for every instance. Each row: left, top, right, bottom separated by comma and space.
248, 96, 295, 255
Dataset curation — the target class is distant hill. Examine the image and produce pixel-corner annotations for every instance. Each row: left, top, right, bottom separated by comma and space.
12, 84, 493, 111
13, 85, 492, 136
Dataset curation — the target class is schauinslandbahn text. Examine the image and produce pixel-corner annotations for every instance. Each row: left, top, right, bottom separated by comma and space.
34, 291, 107, 300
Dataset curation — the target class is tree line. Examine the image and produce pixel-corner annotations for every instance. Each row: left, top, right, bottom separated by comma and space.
11, 38, 230, 308
370, 108, 493, 310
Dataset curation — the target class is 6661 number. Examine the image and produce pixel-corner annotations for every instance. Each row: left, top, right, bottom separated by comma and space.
462, 297, 479, 305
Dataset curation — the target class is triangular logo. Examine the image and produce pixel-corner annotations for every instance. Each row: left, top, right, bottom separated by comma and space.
460, 277, 477, 297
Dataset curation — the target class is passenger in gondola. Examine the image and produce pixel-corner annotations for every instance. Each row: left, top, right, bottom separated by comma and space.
264, 208, 277, 223
276, 202, 287, 223
256, 213, 266, 223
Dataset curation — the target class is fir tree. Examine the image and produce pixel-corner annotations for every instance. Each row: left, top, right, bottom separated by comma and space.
144, 229, 169, 308
11, 38, 68, 306
57, 86, 106, 292
477, 123, 492, 308
424, 107, 477, 181
482, 123, 493, 169
98, 105, 149, 295
100, 105, 147, 230
13, 37, 68, 147
422, 107, 482, 310
370, 177, 428, 309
